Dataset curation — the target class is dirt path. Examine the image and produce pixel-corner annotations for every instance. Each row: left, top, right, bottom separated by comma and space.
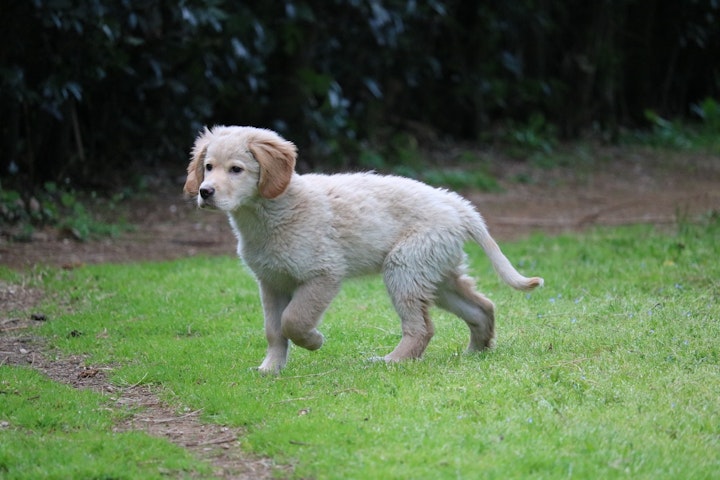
471, 150, 720, 239
0, 324, 281, 479
2, 147, 718, 270
1, 146, 718, 478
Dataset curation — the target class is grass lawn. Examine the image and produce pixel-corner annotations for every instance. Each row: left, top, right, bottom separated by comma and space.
1, 216, 719, 479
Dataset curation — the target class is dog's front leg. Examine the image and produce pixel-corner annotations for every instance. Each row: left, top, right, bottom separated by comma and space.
281, 276, 341, 352
258, 283, 291, 374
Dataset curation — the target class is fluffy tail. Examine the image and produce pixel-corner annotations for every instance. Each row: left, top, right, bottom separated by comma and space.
469, 220, 544, 291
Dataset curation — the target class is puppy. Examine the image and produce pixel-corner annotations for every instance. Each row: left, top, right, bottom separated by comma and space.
184, 126, 543, 373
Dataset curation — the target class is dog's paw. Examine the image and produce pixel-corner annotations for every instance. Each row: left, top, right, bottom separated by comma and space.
366, 355, 387, 363
289, 329, 325, 351
257, 356, 286, 375
305, 330, 325, 350
365, 355, 405, 364
256, 364, 281, 375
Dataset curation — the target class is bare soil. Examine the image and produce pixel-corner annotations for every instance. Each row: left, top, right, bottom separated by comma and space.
1, 146, 718, 479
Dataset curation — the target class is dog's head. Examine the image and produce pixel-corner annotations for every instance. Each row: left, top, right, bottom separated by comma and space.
183, 126, 297, 210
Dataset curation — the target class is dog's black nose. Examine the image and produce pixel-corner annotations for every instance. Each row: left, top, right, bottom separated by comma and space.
199, 187, 215, 199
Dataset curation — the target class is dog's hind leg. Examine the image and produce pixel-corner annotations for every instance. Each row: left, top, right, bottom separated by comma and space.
436, 271, 495, 351
281, 276, 341, 352
383, 295, 435, 361
382, 262, 438, 361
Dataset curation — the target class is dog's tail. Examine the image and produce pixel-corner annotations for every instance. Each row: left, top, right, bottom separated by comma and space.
468, 217, 544, 291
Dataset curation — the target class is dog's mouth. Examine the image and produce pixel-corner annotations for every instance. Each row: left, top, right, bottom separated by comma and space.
198, 197, 217, 209
199, 197, 236, 212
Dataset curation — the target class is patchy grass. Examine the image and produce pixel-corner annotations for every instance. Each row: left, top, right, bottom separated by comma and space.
0, 367, 209, 479
2, 215, 720, 479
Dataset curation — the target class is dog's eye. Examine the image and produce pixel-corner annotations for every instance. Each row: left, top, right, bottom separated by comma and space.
230, 166, 244, 174
205, 164, 213, 172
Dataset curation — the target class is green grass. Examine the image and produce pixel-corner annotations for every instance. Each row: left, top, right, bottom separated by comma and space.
2, 216, 720, 479
0, 367, 209, 479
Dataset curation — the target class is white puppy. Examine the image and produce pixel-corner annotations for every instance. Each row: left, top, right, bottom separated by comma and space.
184, 126, 543, 373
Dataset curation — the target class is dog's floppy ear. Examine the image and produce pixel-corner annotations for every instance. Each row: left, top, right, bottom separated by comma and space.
248, 130, 297, 199
184, 127, 211, 198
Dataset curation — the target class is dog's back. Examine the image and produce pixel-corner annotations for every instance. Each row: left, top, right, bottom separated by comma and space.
296, 172, 477, 274
304, 172, 477, 232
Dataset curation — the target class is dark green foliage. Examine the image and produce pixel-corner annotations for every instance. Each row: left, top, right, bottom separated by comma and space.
0, 182, 127, 241
1, 0, 719, 191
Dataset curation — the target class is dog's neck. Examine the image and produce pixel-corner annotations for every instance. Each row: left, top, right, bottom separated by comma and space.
227, 176, 306, 245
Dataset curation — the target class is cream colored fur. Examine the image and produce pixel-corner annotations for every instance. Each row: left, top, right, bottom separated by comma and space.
184, 126, 543, 373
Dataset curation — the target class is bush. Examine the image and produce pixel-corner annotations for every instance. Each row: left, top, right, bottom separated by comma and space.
0, 182, 125, 242
1, 1, 719, 194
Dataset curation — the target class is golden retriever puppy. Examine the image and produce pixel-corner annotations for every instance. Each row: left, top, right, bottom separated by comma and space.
184, 126, 543, 373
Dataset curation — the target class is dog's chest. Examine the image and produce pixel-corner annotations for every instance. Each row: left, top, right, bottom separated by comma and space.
237, 225, 326, 282
241, 245, 321, 291
229, 201, 339, 284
